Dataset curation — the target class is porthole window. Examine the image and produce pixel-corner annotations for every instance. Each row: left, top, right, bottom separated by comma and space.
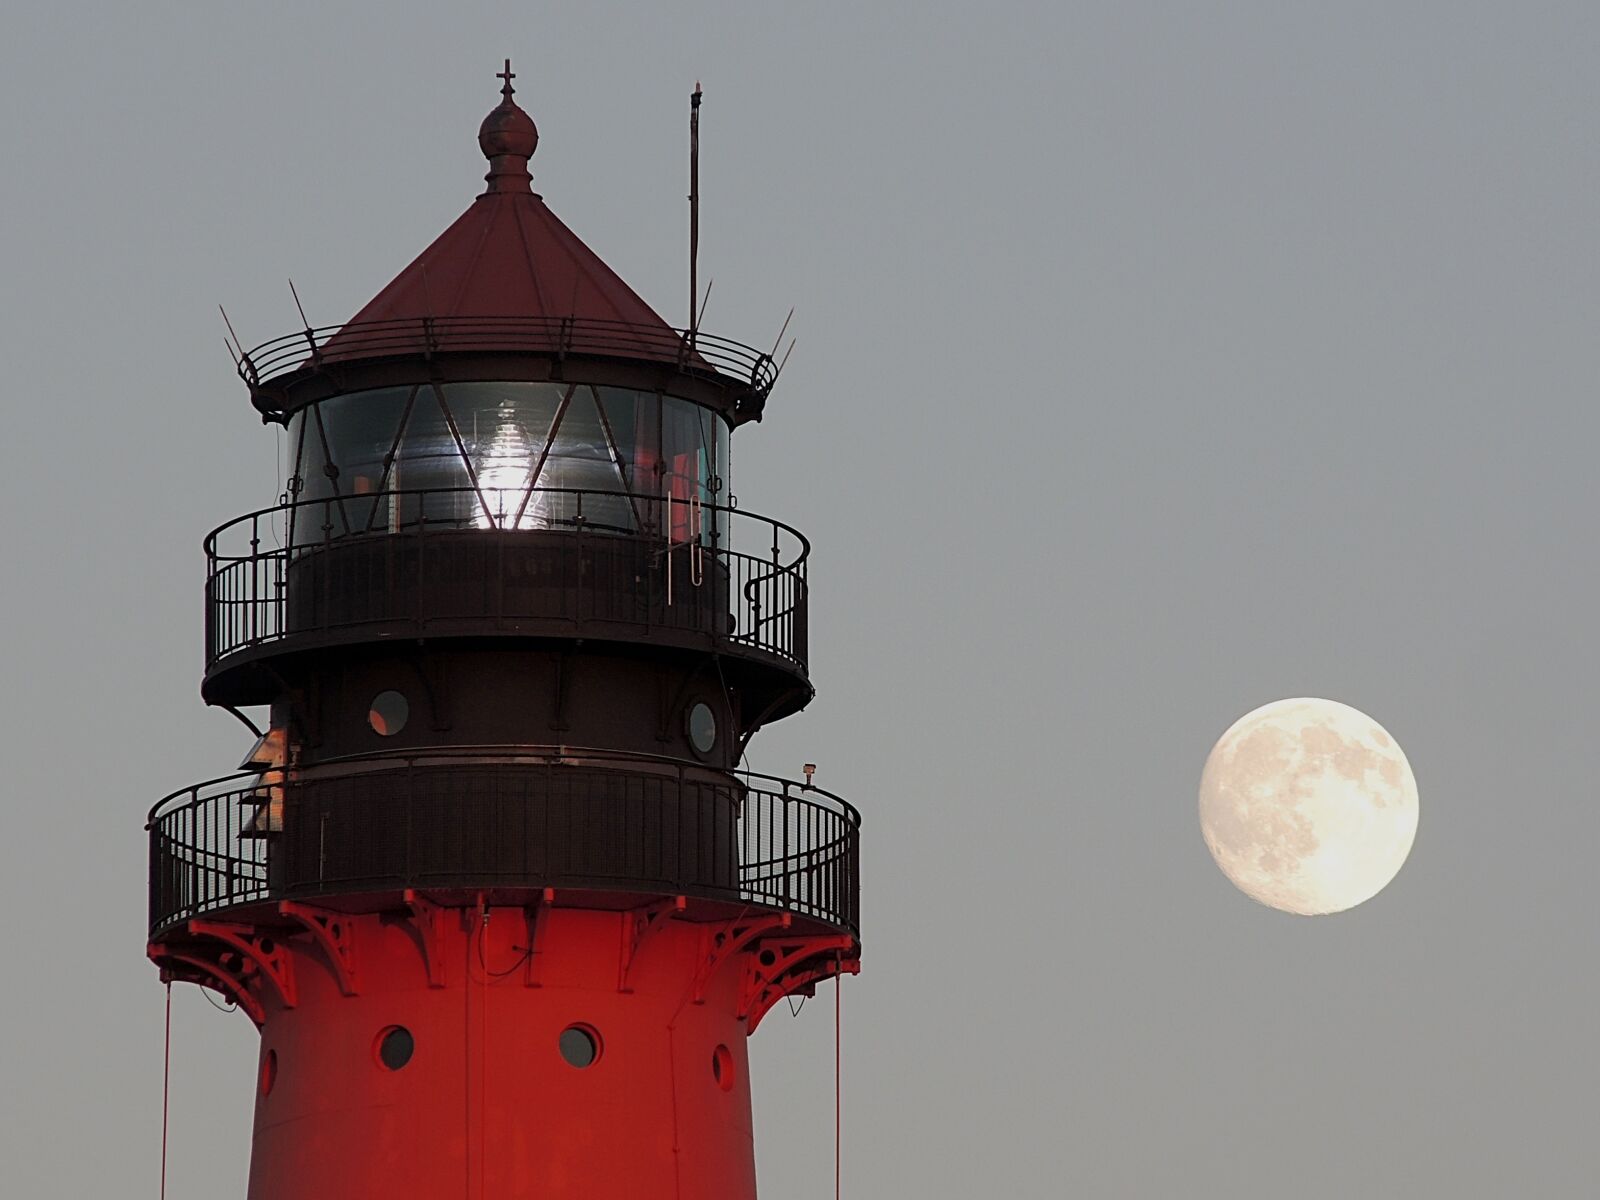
711, 1044, 734, 1092
687, 702, 717, 756
259, 1049, 277, 1097
368, 690, 409, 737
559, 1024, 601, 1069
376, 1026, 414, 1071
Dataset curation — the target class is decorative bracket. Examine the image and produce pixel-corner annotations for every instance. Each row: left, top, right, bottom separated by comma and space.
404, 889, 450, 988
549, 646, 575, 733
618, 895, 687, 992
187, 919, 297, 1010
735, 687, 810, 760
278, 902, 358, 996
149, 943, 267, 1026
691, 912, 792, 1004
742, 936, 859, 1033
521, 888, 556, 987
407, 652, 451, 732
656, 657, 715, 742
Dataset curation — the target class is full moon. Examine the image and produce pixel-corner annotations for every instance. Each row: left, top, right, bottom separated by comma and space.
1198, 698, 1418, 915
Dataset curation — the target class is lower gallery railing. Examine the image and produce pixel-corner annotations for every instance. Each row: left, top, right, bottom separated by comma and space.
147, 753, 859, 938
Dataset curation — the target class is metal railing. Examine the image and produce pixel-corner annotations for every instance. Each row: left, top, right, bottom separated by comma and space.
146, 750, 860, 937
237, 316, 777, 398
204, 486, 809, 672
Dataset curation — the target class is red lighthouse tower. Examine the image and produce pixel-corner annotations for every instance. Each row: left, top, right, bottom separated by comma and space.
147, 68, 860, 1198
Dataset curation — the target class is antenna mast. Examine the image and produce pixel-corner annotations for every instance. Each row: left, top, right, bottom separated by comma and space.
689, 82, 702, 341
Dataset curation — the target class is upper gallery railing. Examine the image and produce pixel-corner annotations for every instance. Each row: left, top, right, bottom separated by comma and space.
237, 316, 778, 399
204, 486, 809, 672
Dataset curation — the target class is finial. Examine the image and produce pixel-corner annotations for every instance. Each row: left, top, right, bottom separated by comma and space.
479, 59, 538, 195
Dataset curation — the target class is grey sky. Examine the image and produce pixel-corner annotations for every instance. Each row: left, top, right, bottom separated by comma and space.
3, 2, 1596, 1196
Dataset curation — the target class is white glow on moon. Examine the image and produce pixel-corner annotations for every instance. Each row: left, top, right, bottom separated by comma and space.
1199, 698, 1418, 916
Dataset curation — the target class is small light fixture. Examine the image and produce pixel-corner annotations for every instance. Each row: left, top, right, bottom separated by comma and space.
803, 763, 816, 787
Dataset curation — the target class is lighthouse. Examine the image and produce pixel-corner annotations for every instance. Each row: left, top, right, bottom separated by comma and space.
147, 66, 861, 1198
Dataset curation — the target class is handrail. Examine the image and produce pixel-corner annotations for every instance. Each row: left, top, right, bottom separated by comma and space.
146, 750, 860, 936
237, 315, 777, 400
206, 485, 806, 564
203, 486, 811, 672
147, 743, 859, 826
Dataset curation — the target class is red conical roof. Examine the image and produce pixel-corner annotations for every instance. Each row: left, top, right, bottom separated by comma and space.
339, 65, 676, 353
344, 176, 675, 335
244, 66, 776, 423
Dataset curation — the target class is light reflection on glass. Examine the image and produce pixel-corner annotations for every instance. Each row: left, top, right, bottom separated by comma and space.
290, 383, 727, 543
471, 397, 538, 529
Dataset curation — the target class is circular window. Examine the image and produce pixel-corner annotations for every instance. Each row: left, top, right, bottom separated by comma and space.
376, 1026, 414, 1071
259, 1049, 277, 1097
711, 1044, 734, 1092
558, 1025, 601, 1069
687, 702, 717, 756
368, 691, 409, 737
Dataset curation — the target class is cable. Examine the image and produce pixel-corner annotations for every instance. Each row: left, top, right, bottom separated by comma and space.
200, 986, 237, 1013
475, 919, 535, 978
161, 981, 172, 1200
497, 949, 534, 977
486, 945, 535, 978
835, 953, 842, 1200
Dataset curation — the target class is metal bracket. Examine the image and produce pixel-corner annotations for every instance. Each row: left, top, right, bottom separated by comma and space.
404, 889, 450, 988
522, 888, 556, 987
406, 652, 450, 732
187, 919, 297, 1010
656, 656, 715, 743
278, 902, 358, 996
691, 912, 792, 1004
550, 646, 576, 733
735, 685, 811, 759
251, 660, 314, 748
618, 895, 687, 992
149, 943, 267, 1026
742, 937, 859, 1033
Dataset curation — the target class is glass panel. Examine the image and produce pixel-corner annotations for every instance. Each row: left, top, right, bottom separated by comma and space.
598, 387, 661, 533
286, 409, 310, 499
388, 386, 477, 530
377, 1026, 415, 1070
704, 402, 729, 542
291, 387, 410, 542
532, 387, 633, 532
688, 702, 717, 754
444, 382, 562, 528
558, 1025, 600, 1068
287, 384, 729, 541
661, 396, 728, 543
595, 387, 640, 486
368, 691, 409, 737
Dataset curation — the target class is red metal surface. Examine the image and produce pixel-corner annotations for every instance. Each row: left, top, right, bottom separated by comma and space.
156, 902, 853, 1198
